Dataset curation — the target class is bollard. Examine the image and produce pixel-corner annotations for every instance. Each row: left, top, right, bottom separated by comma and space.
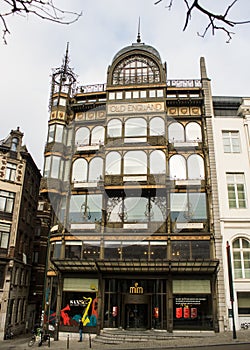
67, 334, 69, 349
88, 332, 92, 348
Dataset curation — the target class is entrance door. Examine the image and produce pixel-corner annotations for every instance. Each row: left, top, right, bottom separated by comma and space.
126, 304, 148, 329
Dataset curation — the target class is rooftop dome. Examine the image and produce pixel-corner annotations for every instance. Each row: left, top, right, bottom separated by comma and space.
112, 41, 162, 63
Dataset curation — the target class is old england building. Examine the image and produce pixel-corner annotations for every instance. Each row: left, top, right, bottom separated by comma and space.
38, 36, 250, 338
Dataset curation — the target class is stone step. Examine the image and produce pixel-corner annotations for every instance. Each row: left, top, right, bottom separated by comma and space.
93, 329, 215, 345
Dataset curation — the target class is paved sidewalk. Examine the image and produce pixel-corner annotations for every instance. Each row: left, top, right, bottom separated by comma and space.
1, 330, 250, 350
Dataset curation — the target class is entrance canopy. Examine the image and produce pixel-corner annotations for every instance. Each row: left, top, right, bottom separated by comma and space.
51, 258, 219, 274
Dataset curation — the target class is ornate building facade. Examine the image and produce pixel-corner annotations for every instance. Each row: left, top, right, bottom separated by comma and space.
40, 38, 228, 337
0, 128, 41, 339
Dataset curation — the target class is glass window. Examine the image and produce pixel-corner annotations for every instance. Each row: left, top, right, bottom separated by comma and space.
48, 124, 55, 143
157, 89, 164, 97
55, 124, 64, 143
124, 151, 147, 174
0, 191, 15, 213
140, 91, 147, 98
149, 90, 156, 98
11, 137, 19, 151
125, 91, 132, 99
105, 152, 121, 175
50, 156, 61, 179
0, 223, 11, 248
107, 119, 122, 138
172, 241, 210, 260
124, 197, 148, 222
150, 117, 165, 136
116, 92, 123, 99
237, 292, 250, 314
125, 118, 146, 137
89, 157, 103, 181
75, 127, 90, 145
187, 154, 204, 179
132, 91, 139, 98
59, 97, 66, 106
5, 163, 17, 181
185, 122, 202, 141
233, 238, 250, 279
65, 242, 82, 259
168, 122, 185, 142
227, 173, 246, 208
109, 92, 115, 100
169, 155, 186, 179
222, 131, 241, 153
170, 193, 207, 221
72, 158, 88, 182
112, 55, 161, 85
69, 194, 102, 222
150, 150, 166, 174
91, 126, 105, 145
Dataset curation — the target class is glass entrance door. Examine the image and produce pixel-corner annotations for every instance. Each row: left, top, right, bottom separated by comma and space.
126, 304, 148, 329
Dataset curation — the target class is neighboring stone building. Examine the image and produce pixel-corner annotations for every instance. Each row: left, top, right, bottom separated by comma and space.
40, 37, 229, 338
0, 128, 41, 339
212, 97, 250, 331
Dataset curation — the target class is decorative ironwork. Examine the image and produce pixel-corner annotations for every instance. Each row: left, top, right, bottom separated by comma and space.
80, 203, 91, 221
106, 197, 122, 221
112, 55, 160, 85
150, 197, 167, 217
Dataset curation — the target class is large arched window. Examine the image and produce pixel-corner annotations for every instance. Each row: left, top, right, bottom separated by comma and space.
169, 155, 186, 179
91, 126, 105, 145
150, 117, 165, 136
124, 151, 147, 174
233, 238, 250, 279
125, 118, 147, 138
106, 152, 121, 175
72, 158, 88, 182
107, 119, 122, 138
75, 127, 90, 146
186, 122, 202, 141
89, 157, 103, 181
112, 55, 161, 85
150, 150, 166, 174
187, 154, 205, 179
168, 122, 184, 142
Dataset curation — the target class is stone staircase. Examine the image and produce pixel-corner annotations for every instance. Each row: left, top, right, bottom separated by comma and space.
93, 329, 214, 345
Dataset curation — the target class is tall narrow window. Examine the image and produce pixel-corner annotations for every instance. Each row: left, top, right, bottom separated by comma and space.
71, 158, 88, 182
5, 163, 17, 181
185, 122, 202, 141
187, 154, 204, 179
91, 126, 105, 145
168, 122, 184, 142
169, 155, 186, 179
89, 157, 103, 181
222, 131, 241, 153
75, 127, 90, 146
107, 119, 122, 138
226, 173, 246, 208
106, 152, 121, 175
233, 238, 250, 279
150, 117, 165, 136
150, 150, 166, 174
0, 223, 11, 248
11, 137, 19, 151
0, 191, 15, 213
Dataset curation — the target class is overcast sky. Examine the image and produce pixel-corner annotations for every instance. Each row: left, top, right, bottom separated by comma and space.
1, 0, 250, 170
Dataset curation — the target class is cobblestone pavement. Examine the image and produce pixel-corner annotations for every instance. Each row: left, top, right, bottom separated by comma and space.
1, 330, 250, 350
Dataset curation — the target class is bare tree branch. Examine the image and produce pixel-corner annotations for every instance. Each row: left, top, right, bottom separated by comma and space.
154, 0, 250, 42
1, 0, 82, 44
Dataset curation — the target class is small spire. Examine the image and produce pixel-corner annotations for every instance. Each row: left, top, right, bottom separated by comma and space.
63, 42, 70, 74
137, 17, 141, 43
